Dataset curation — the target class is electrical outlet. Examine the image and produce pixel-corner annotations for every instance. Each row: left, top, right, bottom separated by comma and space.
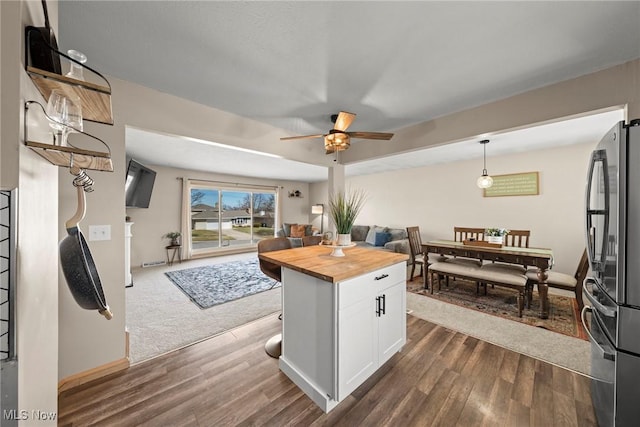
88, 225, 111, 241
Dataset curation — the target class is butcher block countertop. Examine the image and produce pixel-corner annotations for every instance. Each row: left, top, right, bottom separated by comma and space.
258, 245, 409, 283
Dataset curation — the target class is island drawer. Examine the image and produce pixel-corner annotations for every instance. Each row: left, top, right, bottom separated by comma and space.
338, 262, 405, 309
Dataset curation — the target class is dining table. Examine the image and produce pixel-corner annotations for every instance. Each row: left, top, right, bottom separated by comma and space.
422, 240, 554, 319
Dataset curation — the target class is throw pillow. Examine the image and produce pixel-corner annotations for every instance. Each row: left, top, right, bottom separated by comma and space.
374, 232, 392, 247
303, 224, 313, 236
387, 228, 407, 241
351, 225, 370, 242
290, 224, 306, 238
365, 225, 387, 245
283, 223, 295, 237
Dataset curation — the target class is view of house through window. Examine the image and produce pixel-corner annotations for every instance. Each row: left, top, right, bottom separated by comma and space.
189, 184, 276, 254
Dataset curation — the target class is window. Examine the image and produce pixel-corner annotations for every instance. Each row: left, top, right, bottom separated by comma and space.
187, 181, 277, 256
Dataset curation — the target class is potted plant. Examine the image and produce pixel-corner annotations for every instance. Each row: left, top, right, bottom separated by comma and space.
163, 231, 182, 246
328, 189, 367, 246
485, 228, 509, 244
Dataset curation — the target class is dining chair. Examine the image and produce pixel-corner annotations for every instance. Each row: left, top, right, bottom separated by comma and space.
449, 227, 484, 267
525, 248, 588, 309
257, 237, 292, 358
505, 229, 531, 248
454, 227, 485, 242
406, 226, 425, 282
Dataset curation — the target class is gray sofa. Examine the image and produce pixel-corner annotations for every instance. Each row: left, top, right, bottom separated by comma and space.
350, 225, 410, 255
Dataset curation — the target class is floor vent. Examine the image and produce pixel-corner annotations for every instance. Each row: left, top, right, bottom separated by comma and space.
141, 260, 166, 268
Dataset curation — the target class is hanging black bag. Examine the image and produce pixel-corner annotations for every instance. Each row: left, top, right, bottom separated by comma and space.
25, 0, 62, 74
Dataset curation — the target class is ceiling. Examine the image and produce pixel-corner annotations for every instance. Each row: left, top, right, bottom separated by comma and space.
58, 1, 640, 182
126, 108, 625, 182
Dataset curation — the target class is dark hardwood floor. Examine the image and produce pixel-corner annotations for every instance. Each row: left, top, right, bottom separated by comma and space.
58, 314, 597, 426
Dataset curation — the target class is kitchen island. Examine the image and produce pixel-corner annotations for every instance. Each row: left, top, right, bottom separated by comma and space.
258, 244, 409, 412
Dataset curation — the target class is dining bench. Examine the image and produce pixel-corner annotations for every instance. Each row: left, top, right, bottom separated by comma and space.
427, 261, 529, 317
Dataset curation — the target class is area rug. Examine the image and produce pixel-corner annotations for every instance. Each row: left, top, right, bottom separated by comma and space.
407, 277, 587, 340
165, 258, 279, 309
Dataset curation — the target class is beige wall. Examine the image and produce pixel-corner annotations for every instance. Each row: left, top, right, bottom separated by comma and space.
334, 142, 596, 275
1, 0, 59, 423
125, 164, 313, 267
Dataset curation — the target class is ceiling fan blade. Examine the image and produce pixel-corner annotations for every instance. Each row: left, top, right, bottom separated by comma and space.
347, 131, 394, 140
333, 111, 356, 132
280, 134, 325, 141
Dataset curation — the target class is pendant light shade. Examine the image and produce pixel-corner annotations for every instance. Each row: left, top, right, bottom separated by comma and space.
477, 139, 493, 189
477, 174, 493, 189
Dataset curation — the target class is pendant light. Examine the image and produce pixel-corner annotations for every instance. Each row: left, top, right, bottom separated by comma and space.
476, 139, 493, 189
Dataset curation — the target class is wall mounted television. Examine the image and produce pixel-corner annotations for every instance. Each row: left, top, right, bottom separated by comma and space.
125, 159, 157, 208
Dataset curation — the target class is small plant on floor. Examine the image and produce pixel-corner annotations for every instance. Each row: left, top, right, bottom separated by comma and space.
163, 231, 182, 246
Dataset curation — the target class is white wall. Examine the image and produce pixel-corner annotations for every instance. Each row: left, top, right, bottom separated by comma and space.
125, 163, 311, 267
1, 0, 59, 423
331, 142, 595, 275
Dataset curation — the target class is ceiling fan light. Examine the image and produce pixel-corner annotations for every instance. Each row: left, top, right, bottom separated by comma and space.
324, 132, 350, 151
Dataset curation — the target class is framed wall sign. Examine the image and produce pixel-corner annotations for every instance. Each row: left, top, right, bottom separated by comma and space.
483, 172, 539, 197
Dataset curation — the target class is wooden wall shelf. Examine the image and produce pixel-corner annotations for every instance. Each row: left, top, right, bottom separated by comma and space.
26, 66, 113, 125
25, 141, 113, 172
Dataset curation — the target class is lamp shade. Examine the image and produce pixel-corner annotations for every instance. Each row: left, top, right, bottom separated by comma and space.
476, 139, 493, 189
311, 204, 324, 215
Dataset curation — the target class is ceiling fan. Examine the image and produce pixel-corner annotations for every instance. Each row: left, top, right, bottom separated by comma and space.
280, 111, 394, 154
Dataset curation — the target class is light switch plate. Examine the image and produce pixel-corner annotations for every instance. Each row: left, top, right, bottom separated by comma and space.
88, 225, 111, 241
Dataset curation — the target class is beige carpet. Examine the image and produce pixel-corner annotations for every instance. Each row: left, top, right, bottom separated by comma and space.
126, 252, 281, 364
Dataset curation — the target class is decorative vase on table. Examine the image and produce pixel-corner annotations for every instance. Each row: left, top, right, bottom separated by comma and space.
485, 228, 509, 245
336, 233, 351, 246
487, 236, 504, 244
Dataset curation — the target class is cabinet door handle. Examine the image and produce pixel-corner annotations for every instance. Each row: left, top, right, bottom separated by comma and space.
374, 274, 389, 281
375, 296, 381, 317
381, 294, 386, 315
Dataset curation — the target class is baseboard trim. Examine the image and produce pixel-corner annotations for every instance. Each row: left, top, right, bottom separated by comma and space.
58, 357, 130, 393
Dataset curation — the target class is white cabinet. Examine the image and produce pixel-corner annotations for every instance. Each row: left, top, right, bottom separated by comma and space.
279, 261, 406, 412
378, 281, 406, 361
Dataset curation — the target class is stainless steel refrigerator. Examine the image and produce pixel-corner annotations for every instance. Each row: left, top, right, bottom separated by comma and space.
583, 118, 640, 426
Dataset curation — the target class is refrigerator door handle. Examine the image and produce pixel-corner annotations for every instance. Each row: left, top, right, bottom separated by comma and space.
583, 277, 617, 318
581, 306, 616, 361
584, 149, 610, 273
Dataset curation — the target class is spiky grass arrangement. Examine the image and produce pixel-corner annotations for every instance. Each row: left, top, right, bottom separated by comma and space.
328, 189, 368, 234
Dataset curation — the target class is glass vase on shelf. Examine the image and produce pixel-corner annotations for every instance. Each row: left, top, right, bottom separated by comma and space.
46, 89, 83, 146
65, 50, 87, 81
